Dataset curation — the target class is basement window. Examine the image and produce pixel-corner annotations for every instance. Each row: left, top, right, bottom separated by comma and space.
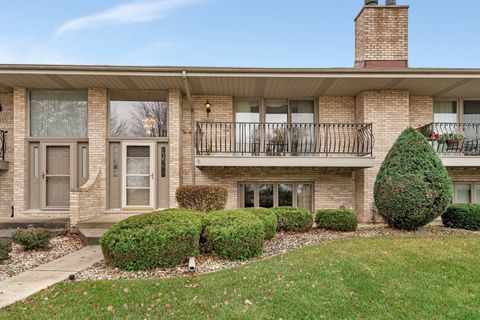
454, 182, 480, 204
239, 182, 313, 211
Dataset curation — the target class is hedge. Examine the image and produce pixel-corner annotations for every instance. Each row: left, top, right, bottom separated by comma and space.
316, 209, 358, 232
0, 240, 11, 262
12, 229, 50, 250
237, 208, 277, 239
100, 210, 202, 271
200, 210, 265, 260
271, 207, 313, 232
176, 185, 228, 212
442, 204, 480, 231
374, 128, 452, 230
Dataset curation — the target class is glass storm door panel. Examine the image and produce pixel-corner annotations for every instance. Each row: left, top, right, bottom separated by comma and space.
122, 143, 155, 208
44, 146, 70, 208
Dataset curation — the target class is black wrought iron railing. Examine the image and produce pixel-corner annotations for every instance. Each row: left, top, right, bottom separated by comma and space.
195, 122, 374, 157
418, 122, 480, 156
0, 130, 6, 161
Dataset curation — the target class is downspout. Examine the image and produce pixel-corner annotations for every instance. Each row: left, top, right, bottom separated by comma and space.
182, 71, 196, 185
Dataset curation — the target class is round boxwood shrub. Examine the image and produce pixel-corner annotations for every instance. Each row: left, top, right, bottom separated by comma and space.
100, 210, 202, 271
374, 128, 453, 231
12, 229, 50, 250
237, 208, 277, 239
176, 185, 228, 212
315, 209, 358, 232
271, 207, 313, 232
442, 204, 480, 231
201, 210, 265, 260
0, 240, 12, 262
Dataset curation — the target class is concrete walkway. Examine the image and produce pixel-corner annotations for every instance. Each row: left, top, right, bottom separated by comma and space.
0, 245, 103, 309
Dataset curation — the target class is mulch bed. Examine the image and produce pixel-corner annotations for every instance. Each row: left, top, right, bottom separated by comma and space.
0, 233, 85, 281
74, 224, 479, 281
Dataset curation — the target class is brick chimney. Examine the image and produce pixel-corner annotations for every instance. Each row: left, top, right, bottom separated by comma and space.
355, 1, 409, 68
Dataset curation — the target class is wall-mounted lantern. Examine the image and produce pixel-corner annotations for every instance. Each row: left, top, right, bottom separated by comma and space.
204, 100, 211, 118
0, 103, 3, 112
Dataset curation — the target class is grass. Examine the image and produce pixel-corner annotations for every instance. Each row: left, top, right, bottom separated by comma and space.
1, 236, 479, 319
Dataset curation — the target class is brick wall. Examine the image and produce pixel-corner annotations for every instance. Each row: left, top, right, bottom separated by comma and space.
409, 96, 434, 128
319, 96, 355, 123
195, 167, 355, 211
168, 89, 183, 207
13, 87, 27, 213
355, 90, 410, 222
0, 93, 13, 217
181, 95, 234, 185
355, 6, 409, 67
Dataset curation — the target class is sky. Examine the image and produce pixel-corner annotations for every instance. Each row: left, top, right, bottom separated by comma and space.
1, 0, 480, 68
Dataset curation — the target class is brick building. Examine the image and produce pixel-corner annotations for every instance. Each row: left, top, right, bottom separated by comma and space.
0, 0, 479, 226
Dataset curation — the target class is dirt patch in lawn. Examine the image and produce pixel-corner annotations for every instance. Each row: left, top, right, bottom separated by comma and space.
0, 233, 85, 281
75, 224, 479, 281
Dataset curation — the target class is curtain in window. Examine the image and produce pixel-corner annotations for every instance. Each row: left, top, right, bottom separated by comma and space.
30, 91, 87, 137
434, 101, 457, 123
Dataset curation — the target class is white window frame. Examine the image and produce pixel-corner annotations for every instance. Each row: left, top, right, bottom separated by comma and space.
453, 182, 480, 204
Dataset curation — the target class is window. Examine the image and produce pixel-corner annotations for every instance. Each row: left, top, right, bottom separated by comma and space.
434, 100, 457, 123
30, 91, 87, 137
235, 99, 315, 124
110, 101, 167, 137
239, 182, 313, 211
454, 182, 480, 204
464, 101, 480, 123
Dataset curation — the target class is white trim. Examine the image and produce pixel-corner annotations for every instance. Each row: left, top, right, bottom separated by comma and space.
195, 156, 375, 168
441, 157, 480, 167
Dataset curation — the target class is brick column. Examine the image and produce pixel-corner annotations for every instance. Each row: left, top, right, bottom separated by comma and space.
0, 93, 14, 217
13, 87, 27, 214
87, 88, 108, 210
355, 90, 410, 222
168, 89, 182, 207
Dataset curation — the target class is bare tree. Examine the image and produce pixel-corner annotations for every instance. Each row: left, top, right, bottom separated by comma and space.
130, 101, 168, 137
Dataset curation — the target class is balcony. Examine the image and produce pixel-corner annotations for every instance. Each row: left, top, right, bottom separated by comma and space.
418, 122, 480, 167
194, 122, 375, 168
0, 130, 7, 171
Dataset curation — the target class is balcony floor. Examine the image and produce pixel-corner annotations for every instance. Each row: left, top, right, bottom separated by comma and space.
195, 155, 375, 168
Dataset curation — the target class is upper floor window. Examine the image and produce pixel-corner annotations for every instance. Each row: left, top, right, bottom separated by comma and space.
434, 100, 457, 123
109, 100, 167, 138
235, 99, 315, 124
30, 91, 87, 137
464, 100, 480, 123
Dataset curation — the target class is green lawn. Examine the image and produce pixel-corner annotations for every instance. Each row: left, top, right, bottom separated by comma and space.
1, 236, 479, 320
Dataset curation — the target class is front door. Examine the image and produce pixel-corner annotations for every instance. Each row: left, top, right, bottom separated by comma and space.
122, 142, 156, 209
43, 145, 71, 209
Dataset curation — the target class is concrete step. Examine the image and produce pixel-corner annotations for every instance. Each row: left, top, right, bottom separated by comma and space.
0, 217, 69, 230
0, 229, 67, 241
78, 228, 108, 245
77, 214, 137, 230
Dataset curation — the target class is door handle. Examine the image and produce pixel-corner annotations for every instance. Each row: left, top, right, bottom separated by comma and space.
151, 172, 154, 180
42, 173, 45, 180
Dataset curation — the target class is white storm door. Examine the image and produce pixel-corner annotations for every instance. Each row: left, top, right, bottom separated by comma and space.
121, 142, 155, 209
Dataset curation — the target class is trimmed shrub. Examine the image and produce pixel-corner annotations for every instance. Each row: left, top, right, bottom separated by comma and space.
201, 210, 265, 260
176, 185, 228, 212
12, 229, 50, 250
316, 209, 358, 232
442, 204, 480, 231
272, 207, 313, 232
0, 240, 12, 262
374, 128, 453, 231
100, 210, 202, 271
237, 208, 277, 239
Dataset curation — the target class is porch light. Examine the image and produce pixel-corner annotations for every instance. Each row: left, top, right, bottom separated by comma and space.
143, 116, 156, 136
204, 100, 211, 117
0, 103, 2, 112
